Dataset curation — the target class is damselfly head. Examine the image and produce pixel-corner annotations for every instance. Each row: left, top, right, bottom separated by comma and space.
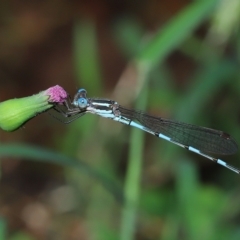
73, 88, 88, 108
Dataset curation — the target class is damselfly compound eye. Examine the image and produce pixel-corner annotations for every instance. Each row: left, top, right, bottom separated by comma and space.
78, 88, 87, 94
78, 98, 87, 108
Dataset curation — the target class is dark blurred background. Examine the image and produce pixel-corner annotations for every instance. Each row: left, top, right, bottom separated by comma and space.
1, 0, 240, 240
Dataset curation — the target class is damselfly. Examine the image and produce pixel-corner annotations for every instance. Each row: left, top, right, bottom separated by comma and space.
53, 88, 239, 174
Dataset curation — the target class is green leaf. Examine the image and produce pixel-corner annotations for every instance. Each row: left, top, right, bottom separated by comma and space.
137, 0, 219, 69
0, 143, 123, 202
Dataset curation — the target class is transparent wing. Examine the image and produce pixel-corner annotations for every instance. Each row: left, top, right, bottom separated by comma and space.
119, 106, 238, 155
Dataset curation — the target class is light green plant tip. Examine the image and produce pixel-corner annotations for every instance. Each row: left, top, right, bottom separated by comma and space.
0, 93, 51, 131
0, 85, 67, 131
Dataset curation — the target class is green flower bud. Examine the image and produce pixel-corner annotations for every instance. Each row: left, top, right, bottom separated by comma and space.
0, 85, 67, 131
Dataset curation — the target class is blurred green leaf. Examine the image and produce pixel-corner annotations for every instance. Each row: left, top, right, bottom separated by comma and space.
175, 60, 237, 122
0, 143, 123, 202
137, 0, 219, 69
0, 217, 7, 240
113, 17, 144, 57
9, 232, 35, 240
73, 19, 102, 94
120, 75, 149, 240
210, 0, 240, 44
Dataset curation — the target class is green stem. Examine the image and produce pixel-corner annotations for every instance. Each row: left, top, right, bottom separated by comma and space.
120, 68, 148, 240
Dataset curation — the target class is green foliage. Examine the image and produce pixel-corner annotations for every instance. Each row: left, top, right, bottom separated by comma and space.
0, 217, 7, 240
1, 0, 240, 239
